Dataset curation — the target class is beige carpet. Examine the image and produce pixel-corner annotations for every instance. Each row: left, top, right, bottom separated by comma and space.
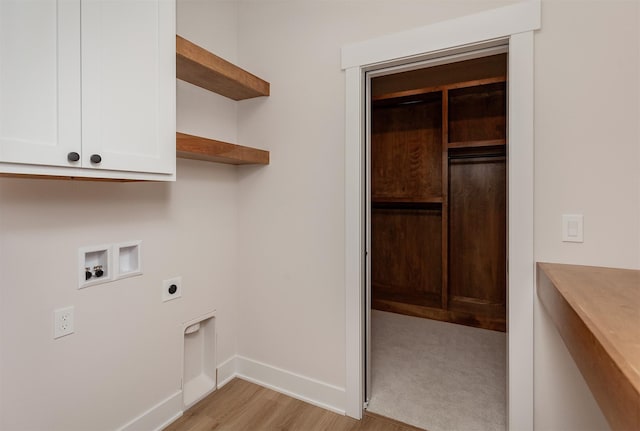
367, 310, 506, 431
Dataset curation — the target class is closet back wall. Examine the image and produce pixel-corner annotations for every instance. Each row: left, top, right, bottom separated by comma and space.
0, 1, 240, 430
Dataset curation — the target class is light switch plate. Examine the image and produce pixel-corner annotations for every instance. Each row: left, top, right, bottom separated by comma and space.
562, 214, 584, 242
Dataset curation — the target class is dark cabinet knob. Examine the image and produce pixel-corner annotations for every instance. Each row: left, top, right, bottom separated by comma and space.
90, 154, 102, 164
67, 152, 80, 162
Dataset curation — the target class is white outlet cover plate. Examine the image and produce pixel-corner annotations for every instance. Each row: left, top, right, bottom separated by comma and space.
162, 276, 182, 302
54, 306, 75, 339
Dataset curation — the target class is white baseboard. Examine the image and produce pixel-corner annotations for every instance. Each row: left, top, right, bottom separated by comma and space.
117, 390, 183, 431
234, 355, 346, 415
216, 355, 238, 388
118, 355, 345, 431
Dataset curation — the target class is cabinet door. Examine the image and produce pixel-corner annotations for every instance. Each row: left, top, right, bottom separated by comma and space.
81, 0, 175, 174
0, 0, 81, 167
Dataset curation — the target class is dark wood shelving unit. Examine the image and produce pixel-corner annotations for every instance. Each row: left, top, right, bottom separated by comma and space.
371, 53, 507, 331
176, 35, 270, 166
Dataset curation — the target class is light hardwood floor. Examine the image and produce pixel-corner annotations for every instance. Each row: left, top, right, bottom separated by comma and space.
164, 378, 425, 431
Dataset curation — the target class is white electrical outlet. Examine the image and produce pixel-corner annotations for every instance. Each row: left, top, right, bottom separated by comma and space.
162, 276, 182, 302
54, 306, 75, 339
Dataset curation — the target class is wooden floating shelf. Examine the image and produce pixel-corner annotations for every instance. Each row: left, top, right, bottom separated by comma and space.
176, 35, 270, 101
175, 36, 271, 166
176, 133, 269, 166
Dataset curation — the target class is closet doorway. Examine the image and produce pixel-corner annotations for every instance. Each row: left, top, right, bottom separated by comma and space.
364, 48, 508, 431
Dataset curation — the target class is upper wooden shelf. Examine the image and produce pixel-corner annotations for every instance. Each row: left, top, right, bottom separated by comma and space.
537, 263, 640, 431
175, 36, 271, 166
176, 133, 269, 166
372, 76, 506, 103
176, 35, 270, 101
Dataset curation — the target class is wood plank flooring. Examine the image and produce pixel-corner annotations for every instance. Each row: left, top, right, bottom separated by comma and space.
164, 378, 425, 431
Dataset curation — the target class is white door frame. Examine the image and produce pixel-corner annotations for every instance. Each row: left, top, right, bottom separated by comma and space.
342, 2, 540, 430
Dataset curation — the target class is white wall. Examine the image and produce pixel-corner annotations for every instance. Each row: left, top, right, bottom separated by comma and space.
234, 0, 512, 400
0, 1, 240, 429
533, 1, 639, 430
1, 1, 638, 429
234, 0, 639, 429
535, 0, 640, 269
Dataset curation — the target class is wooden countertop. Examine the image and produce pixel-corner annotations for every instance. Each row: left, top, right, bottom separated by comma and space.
537, 263, 640, 431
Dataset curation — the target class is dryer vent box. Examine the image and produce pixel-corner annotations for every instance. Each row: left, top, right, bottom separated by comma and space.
183, 312, 216, 409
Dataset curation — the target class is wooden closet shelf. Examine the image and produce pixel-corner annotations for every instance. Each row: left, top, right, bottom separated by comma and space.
372, 197, 443, 203
372, 199, 443, 210
447, 139, 506, 149
176, 35, 270, 100
372, 76, 506, 103
176, 132, 269, 165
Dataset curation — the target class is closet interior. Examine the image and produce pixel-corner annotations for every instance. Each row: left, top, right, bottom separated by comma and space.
371, 53, 507, 332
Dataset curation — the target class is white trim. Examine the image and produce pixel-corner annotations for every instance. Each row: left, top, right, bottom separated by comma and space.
343, 2, 540, 428
0, 161, 176, 181
341, 0, 540, 70
365, 45, 508, 79
116, 390, 183, 431
364, 69, 372, 405
235, 355, 346, 415
344, 65, 365, 418
211, 354, 346, 415
506, 31, 535, 431
118, 351, 348, 431
216, 355, 238, 388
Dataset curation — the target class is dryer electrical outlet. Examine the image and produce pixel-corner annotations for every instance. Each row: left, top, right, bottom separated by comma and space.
162, 276, 182, 302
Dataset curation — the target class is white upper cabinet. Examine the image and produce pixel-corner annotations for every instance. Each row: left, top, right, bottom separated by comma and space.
0, 0, 81, 168
0, 0, 175, 180
81, 0, 175, 175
